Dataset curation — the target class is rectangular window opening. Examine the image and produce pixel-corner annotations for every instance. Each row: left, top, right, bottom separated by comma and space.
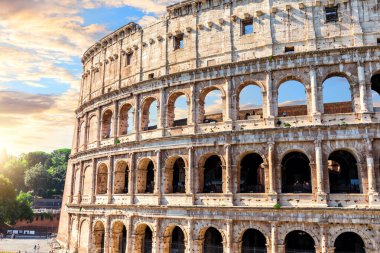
285, 46, 295, 53
325, 6, 339, 23
174, 34, 184, 50
126, 52, 133, 66
377, 38, 380, 45
148, 73, 154, 79
242, 19, 254, 35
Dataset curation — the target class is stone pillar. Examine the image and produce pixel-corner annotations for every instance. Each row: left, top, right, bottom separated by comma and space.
320, 223, 328, 253
133, 95, 140, 134
84, 112, 89, 151
365, 138, 379, 206
271, 222, 278, 253
226, 219, 233, 253
224, 144, 232, 194
310, 66, 321, 123
187, 147, 194, 195
358, 62, 369, 113
104, 216, 111, 253
113, 100, 119, 138
155, 150, 162, 204
75, 117, 81, 152
107, 155, 114, 204
315, 139, 327, 206
153, 219, 161, 253
78, 161, 84, 204
158, 87, 165, 129
189, 83, 196, 125
225, 78, 233, 121
266, 71, 274, 118
91, 158, 97, 203
88, 216, 94, 253
129, 152, 135, 205
126, 216, 133, 253
69, 163, 76, 203
187, 219, 194, 253
268, 142, 277, 197
97, 107, 102, 147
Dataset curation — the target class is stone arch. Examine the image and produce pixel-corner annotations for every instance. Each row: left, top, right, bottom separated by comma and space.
119, 103, 133, 135
136, 158, 155, 193
278, 226, 320, 247
79, 120, 86, 148
198, 153, 226, 193
73, 167, 81, 198
113, 160, 129, 194
82, 166, 92, 198
164, 156, 187, 194
327, 149, 361, 194
280, 151, 312, 193
96, 163, 108, 195
276, 77, 308, 117
111, 221, 127, 253
237, 152, 265, 193
162, 224, 188, 253
284, 230, 316, 253
133, 223, 154, 253
198, 226, 227, 253
322, 73, 354, 114
198, 86, 226, 124
329, 228, 375, 252
239, 228, 267, 253
79, 219, 90, 252
88, 114, 98, 144
166, 91, 190, 127
93, 220, 105, 253
236, 82, 264, 120
141, 96, 159, 131
236, 224, 270, 247
101, 109, 113, 139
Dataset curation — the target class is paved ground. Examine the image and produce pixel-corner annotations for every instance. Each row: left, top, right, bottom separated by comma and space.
0, 238, 53, 253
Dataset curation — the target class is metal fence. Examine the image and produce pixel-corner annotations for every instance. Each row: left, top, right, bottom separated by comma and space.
241, 246, 267, 253
203, 244, 224, 253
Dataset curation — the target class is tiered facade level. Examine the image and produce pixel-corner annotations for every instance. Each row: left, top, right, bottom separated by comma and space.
58, 0, 380, 252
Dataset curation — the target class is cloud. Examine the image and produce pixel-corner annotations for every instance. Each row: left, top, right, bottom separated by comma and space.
278, 99, 306, 107
138, 15, 159, 27
0, 91, 55, 114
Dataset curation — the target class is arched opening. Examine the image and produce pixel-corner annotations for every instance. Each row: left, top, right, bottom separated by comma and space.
334, 232, 365, 253
322, 76, 353, 114
203, 155, 223, 193
172, 158, 186, 193
201, 89, 224, 123
170, 226, 185, 253
88, 115, 98, 144
79, 121, 86, 148
238, 84, 263, 120
285, 230, 315, 253
94, 221, 105, 253
144, 226, 153, 253
113, 161, 129, 194
371, 73, 380, 111
102, 110, 113, 139
111, 222, 127, 253
168, 93, 188, 127
141, 98, 158, 131
82, 166, 92, 198
241, 229, 267, 253
281, 152, 312, 193
239, 153, 265, 193
137, 159, 155, 194
203, 227, 223, 253
96, 164, 108, 195
119, 104, 133, 135
328, 150, 360, 193
278, 80, 307, 116
74, 168, 81, 198
79, 220, 90, 251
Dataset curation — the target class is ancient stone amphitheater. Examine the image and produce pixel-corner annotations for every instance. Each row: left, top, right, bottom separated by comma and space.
58, 0, 380, 252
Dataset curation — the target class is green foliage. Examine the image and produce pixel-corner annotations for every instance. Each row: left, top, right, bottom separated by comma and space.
0, 175, 33, 225
274, 203, 281, 209
25, 163, 49, 197
284, 123, 291, 128
1, 157, 28, 191
21, 151, 50, 168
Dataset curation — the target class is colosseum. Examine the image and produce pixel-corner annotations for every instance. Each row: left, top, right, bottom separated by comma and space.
57, 0, 380, 252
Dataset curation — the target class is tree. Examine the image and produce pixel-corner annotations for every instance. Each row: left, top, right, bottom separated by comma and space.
0, 175, 33, 225
46, 148, 70, 196
22, 151, 50, 168
24, 163, 49, 197
1, 157, 28, 191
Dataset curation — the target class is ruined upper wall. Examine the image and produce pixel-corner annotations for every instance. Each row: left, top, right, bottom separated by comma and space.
79, 0, 380, 105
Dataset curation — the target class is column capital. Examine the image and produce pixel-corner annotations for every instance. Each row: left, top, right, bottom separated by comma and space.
314, 139, 322, 147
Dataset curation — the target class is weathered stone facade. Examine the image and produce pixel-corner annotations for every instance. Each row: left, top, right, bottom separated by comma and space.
58, 0, 380, 252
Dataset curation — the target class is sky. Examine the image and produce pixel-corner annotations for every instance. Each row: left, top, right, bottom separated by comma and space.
0, 1, 379, 155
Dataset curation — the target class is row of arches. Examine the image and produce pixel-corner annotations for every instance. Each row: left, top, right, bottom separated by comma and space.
78, 72, 380, 147
90, 221, 367, 253
83, 149, 361, 197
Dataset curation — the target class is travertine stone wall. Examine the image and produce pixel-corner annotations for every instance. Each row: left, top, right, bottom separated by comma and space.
58, 0, 380, 252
